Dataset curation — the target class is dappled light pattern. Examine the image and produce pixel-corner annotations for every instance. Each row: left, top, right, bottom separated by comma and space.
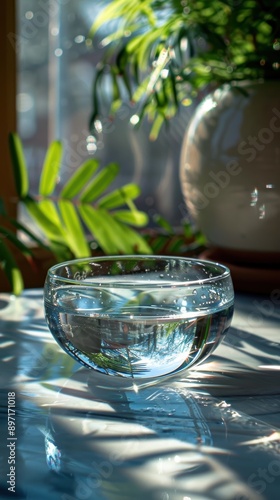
0, 289, 280, 499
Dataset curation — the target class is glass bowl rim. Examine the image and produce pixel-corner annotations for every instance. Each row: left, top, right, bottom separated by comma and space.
46, 255, 232, 289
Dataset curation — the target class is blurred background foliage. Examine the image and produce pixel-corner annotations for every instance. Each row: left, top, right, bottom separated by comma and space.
90, 0, 280, 139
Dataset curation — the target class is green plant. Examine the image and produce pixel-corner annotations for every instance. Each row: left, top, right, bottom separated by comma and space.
1, 133, 152, 295
144, 214, 207, 255
89, 0, 280, 139
0, 205, 49, 296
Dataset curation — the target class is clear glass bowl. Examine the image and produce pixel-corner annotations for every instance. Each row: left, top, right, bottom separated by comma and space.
44, 255, 234, 380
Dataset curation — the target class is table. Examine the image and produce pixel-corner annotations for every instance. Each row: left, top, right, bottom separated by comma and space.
0, 289, 280, 500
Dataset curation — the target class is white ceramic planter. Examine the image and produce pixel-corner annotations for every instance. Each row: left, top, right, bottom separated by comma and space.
180, 80, 280, 258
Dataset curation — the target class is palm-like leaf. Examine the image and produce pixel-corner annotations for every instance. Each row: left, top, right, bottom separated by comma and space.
0, 213, 47, 295
8, 133, 29, 197
113, 210, 148, 226
78, 204, 121, 254
0, 239, 24, 296
98, 184, 140, 209
80, 162, 119, 202
58, 200, 90, 258
24, 196, 66, 245
60, 159, 99, 198
3, 134, 151, 293
39, 141, 62, 196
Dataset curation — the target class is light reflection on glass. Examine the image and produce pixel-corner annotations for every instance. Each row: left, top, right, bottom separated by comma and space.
180, 37, 188, 52
74, 35, 85, 44
86, 135, 97, 153
250, 187, 258, 206
259, 204, 265, 219
130, 114, 140, 125
51, 27, 59, 36
45, 436, 62, 473
161, 69, 169, 79
100, 37, 111, 48
54, 48, 63, 57
94, 119, 103, 133
25, 11, 33, 19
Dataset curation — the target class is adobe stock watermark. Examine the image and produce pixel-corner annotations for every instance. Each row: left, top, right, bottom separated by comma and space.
60, 106, 132, 173
247, 460, 280, 496
189, 106, 280, 211
246, 288, 280, 329
8, 0, 71, 53
28, 345, 57, 378
235, 458, 280, 499
224, 288, 280, 349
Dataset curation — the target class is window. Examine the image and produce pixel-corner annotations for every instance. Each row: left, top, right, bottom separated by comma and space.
1, 0, 191, 290
16, 0, 189, 225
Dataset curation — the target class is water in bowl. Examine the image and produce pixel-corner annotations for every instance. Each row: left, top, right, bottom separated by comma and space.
45, 281, 233, 379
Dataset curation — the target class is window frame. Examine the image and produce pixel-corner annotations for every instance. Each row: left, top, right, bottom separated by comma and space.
0, 0, 55, 292
1, 0, 17, 218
